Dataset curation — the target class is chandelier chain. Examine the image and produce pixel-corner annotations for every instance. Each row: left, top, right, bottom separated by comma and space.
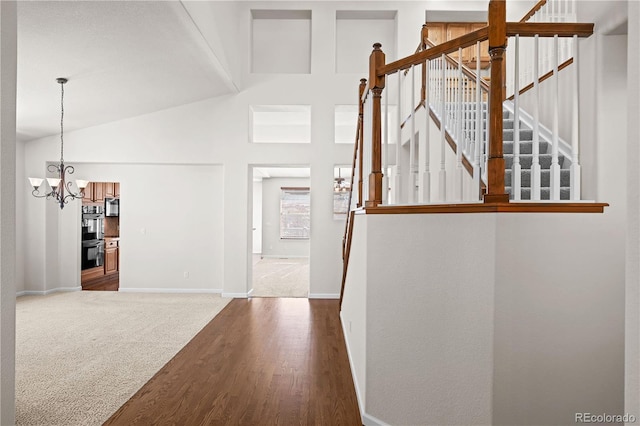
60, 80, 64, 163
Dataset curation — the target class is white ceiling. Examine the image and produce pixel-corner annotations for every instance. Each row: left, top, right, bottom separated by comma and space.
17, 1, 237, 142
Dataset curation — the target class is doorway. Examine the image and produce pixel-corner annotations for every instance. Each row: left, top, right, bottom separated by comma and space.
250, 167, 310, 298
81, 181, 120, 291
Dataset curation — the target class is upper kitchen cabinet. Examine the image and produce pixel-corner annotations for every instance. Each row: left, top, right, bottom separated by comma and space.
82, 182, 120, 205
425, 22, 490, 68
82, 182, 94, 203
82, 182, 104, 204
104, 182, 116, 198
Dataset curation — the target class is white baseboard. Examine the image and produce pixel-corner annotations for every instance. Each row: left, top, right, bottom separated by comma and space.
308, 293, 339, 299
17, 286, 82, 297
362, 413, 390, 426
247, 288, 254, 297
340, 313, 365, 415
119, 288, 223, 294
260, 255, 309, 259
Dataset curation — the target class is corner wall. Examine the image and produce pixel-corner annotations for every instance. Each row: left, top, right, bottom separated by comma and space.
341, 211, 624, 425
626, 0, 640, 420
0, 1, 17, 423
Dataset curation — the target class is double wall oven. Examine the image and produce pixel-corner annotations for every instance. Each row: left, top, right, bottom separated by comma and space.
81, 205, 104, 270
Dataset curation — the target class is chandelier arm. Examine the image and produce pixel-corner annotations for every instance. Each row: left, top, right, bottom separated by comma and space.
31, 189, 50, 199
47, 163, 61, 174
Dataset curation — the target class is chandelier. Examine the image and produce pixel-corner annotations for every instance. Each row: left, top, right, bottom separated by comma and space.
29, 78, 88, 209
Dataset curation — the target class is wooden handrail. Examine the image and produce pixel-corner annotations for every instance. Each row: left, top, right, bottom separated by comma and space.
361, 202, 607, 215
377, 22, 592, 78
339, 209, 356, 309
426, 38, 491, 93
506, 22, 594, 37
357, 79, 366, 207
520, 0, 548, 23
379, 27, 489, 76
340, 79, 366, 307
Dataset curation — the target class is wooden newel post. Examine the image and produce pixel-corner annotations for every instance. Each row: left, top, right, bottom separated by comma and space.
357, 78, 367, 207
484, 0, 510, 203
366, 43, 385, 208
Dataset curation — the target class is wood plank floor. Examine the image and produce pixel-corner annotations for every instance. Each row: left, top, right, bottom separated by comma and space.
104, 298, 362, 425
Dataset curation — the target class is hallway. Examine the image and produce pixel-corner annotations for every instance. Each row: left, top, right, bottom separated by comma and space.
104, 298, 361, 425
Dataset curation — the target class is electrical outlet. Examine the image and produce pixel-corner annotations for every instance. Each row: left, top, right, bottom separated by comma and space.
183, 271, 189, 279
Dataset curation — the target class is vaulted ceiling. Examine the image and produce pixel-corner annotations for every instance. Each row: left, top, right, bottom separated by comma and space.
17, 1, 238, 142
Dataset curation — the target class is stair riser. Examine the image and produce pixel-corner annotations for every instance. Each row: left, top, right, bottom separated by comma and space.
505, 170, 571, 187
504, 155, 565, 169
503, 142, 549, 155
505, 187, 571, 201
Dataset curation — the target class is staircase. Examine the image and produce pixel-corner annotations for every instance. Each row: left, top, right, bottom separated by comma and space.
502, 108, 571, 201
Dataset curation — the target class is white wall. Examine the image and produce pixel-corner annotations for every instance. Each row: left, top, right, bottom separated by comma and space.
15, 140, 24, 294
340, 214, 368, 415
341, 211, 624, 425
493, 213, 624, 425
261, 177, 310, 258
0, 2, 17, 423
18, 1, 441, 299
626, 0, 640, 420
364, 213, 496, 425
252, 180, 263, 254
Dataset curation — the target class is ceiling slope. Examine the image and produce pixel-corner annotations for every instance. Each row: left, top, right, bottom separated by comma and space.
17, 0, 239, 142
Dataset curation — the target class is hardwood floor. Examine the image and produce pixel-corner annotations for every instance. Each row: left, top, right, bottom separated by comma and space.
104, 298, 362, 425
82, 273, 119, 291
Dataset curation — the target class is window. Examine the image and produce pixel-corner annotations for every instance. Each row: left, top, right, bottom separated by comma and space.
280, 187, 310, 239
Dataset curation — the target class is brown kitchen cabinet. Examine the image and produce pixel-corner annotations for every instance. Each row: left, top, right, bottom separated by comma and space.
425, 22, 490, 68
82, 181, 120, 205
104, 182, 116, 198
82, 182, 94, 203
104, 238, 119, 275
83, 182, 105, 204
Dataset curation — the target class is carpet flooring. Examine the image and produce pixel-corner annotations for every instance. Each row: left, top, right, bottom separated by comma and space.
251, 257, 310, 298
15, 291, 230, 426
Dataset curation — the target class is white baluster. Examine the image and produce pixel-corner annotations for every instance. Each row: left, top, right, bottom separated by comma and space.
383, 81, 389, 205
570, 35, 581, 200
513, 35, 522, 201
550, 35, 561, 200
455, 48, 464, 200
439, 54, 447, 201
409, 65, 416, 203
531, 35, 542, 200
420, 59, 431, 203
474, 42, 482, 200
394, 71, 402, 204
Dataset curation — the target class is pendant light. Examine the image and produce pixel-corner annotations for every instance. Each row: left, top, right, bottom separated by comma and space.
29, 78, 88, 209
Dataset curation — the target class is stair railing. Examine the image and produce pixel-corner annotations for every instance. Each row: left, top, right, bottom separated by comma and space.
341, 0, 598, 307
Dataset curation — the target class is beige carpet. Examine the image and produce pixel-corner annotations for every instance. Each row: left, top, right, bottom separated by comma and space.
252, 257, 309, 298
15, 291, 231, 426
